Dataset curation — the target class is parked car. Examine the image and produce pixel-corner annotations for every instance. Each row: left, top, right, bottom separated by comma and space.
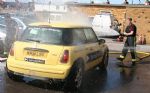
6, 22, 109, 90
0, 15, 27, 31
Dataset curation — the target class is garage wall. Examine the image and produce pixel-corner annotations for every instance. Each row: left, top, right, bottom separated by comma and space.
126, 7, 150, 44
69, 4, 150, 44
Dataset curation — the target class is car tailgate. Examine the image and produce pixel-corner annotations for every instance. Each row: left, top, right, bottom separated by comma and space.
14, 41, 64, 65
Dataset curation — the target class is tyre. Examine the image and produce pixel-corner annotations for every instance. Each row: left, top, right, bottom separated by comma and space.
65, 62, 84, 91
6, 65, 23, 82
100, 50, 109, 70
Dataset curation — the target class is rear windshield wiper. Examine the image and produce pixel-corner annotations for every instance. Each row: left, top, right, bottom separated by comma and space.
26, 39, 40, 43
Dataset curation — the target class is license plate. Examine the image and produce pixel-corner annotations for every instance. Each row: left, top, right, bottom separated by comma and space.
24, 58, 45, 64
25, 50, 46, 57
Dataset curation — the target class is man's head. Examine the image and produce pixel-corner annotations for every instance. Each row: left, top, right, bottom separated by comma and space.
128, 17, 132, 25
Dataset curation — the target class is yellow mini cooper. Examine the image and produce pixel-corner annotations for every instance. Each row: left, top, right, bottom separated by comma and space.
6, 22, 109, 90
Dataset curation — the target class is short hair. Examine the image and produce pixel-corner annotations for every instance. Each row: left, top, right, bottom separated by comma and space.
128, 18, 132, 21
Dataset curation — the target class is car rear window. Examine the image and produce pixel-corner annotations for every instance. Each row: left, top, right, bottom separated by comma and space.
19, 27, 87, 45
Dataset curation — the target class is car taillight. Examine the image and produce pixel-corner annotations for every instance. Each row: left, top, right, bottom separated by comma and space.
9, 47, 14, 56
61, 50, 69, 63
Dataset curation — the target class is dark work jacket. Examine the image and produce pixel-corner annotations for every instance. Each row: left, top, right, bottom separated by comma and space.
125, 24, 137, 37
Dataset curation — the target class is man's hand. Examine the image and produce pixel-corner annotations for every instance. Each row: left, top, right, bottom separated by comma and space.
123, 31, 134, 36
120, 32, 125, 36
123, 32, 128, 36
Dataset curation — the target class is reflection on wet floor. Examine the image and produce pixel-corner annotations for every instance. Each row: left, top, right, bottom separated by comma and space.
6, 64, 135, 93
120, 67, 135, 80
1, 55, 150, 93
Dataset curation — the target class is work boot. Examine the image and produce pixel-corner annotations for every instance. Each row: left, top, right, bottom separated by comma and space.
117, 55, 124, 61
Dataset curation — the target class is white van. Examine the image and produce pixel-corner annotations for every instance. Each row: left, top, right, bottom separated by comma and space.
92, 11, 120, 38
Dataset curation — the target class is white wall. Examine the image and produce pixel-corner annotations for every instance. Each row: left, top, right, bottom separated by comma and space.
4, 0, 74, 4
34, 4, 68, 12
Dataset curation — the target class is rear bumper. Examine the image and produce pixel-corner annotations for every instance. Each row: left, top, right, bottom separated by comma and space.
7, 57, 71, 80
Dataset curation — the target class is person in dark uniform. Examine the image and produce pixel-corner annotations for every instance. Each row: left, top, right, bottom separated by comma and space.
117, 18, 137, 66
4, 14, 19, 55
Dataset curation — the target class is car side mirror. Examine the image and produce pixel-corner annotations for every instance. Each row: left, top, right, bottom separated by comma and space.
98, 39, 105, 44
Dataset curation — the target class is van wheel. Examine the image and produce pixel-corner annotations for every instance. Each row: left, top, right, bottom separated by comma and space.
65, 62, 84, 91
7, 71, 23, 82
100, 51, 109, 70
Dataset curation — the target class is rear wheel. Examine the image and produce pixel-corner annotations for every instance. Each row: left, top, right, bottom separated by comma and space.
65, 62, 84, 91
100, 50, 109, 70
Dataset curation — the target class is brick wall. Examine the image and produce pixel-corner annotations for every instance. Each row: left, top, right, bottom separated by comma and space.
126, 7, 150, 44
70, 4, 150, 44
70, 5, 126, 30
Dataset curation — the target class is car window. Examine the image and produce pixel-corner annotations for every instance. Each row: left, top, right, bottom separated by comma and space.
72, 29, 87, 45
20, 27, 88, 45
84, 28, 98, 43
20, 27, 63, 45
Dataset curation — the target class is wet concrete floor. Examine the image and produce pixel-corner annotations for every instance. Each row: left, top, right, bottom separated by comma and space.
0, 54, 150, 93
